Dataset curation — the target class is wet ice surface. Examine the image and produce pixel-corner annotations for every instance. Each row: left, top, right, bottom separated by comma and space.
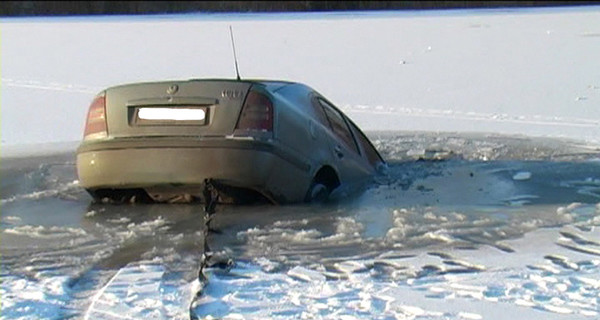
2, 132, 600, 320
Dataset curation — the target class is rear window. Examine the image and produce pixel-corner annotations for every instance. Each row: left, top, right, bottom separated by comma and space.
275, 85, 329, 127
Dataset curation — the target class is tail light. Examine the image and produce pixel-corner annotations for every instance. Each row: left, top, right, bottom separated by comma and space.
236, 91, 273, 132
83, 93, 107, 140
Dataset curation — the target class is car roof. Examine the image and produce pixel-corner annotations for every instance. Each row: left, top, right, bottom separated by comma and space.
188, 78, 308, 91
104, 78, 311, 96
188, 78, 296, 85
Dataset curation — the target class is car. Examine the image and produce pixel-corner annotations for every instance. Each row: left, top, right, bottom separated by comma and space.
76, 78, 387, 204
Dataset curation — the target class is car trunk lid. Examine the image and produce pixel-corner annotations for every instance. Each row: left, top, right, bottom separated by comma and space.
104, 80, 252, 138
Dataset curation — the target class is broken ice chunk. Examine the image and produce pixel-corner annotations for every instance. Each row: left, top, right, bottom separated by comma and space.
512, 172, 532, 181
287, 266, 326, 283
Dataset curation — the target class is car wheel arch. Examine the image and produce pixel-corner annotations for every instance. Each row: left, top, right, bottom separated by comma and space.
314, 165, 340, 189
305, 165, 340, 202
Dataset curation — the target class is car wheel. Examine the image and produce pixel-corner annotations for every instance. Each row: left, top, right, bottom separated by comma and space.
86, 188, 152, 204
306, 182, 329, 203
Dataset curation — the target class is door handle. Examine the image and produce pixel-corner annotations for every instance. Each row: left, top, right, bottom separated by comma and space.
334, 145, 344, 159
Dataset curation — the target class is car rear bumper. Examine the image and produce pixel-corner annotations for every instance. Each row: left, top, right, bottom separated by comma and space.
76, 137, 312, 203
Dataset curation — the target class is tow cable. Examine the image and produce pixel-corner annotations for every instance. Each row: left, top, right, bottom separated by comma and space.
192, 179, 234, 319
198, 179, 233, 282
202, 178, 219, 216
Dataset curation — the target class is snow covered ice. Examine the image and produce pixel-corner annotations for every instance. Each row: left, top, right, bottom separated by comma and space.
2, 5, 600, 320
2, 6, 600, 146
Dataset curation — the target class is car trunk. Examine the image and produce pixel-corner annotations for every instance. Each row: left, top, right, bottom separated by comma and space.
104, 80, 252, 138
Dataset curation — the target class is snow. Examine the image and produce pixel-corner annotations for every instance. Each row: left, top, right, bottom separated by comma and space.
192, 224, 600, 320
83, 263, 201, 320
2, 6, 600, 147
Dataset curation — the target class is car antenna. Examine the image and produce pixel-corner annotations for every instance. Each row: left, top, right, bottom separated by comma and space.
229, 25, 241, 81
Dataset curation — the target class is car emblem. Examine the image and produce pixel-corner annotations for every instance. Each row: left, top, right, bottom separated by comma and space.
221, 89, 243, 100
167, 84, 179, 95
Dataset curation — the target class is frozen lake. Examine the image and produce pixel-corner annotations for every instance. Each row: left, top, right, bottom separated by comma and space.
1, 5, 600, 320
2, 6, 600, 146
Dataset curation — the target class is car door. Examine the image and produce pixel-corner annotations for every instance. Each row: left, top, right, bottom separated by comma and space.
313, 97, 371, 185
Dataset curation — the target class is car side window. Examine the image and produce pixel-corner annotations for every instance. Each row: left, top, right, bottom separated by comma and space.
348, 120, 383, 166
318, 98, 360, 154
308, 95, 329, 127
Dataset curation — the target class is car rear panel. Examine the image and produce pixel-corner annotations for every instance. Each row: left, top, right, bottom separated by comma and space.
104, 80, 252, 138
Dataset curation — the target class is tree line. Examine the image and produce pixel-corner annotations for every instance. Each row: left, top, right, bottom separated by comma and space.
1, 1, 598, 16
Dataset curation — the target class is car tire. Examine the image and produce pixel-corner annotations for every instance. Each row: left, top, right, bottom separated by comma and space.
86, 188, 152, 204
306, 182, 329, 203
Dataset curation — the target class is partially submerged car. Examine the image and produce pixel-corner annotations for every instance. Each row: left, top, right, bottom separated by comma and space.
76, 79, 386, 204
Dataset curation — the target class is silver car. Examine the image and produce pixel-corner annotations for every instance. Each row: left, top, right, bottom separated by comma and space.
76, 79, 386, 204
